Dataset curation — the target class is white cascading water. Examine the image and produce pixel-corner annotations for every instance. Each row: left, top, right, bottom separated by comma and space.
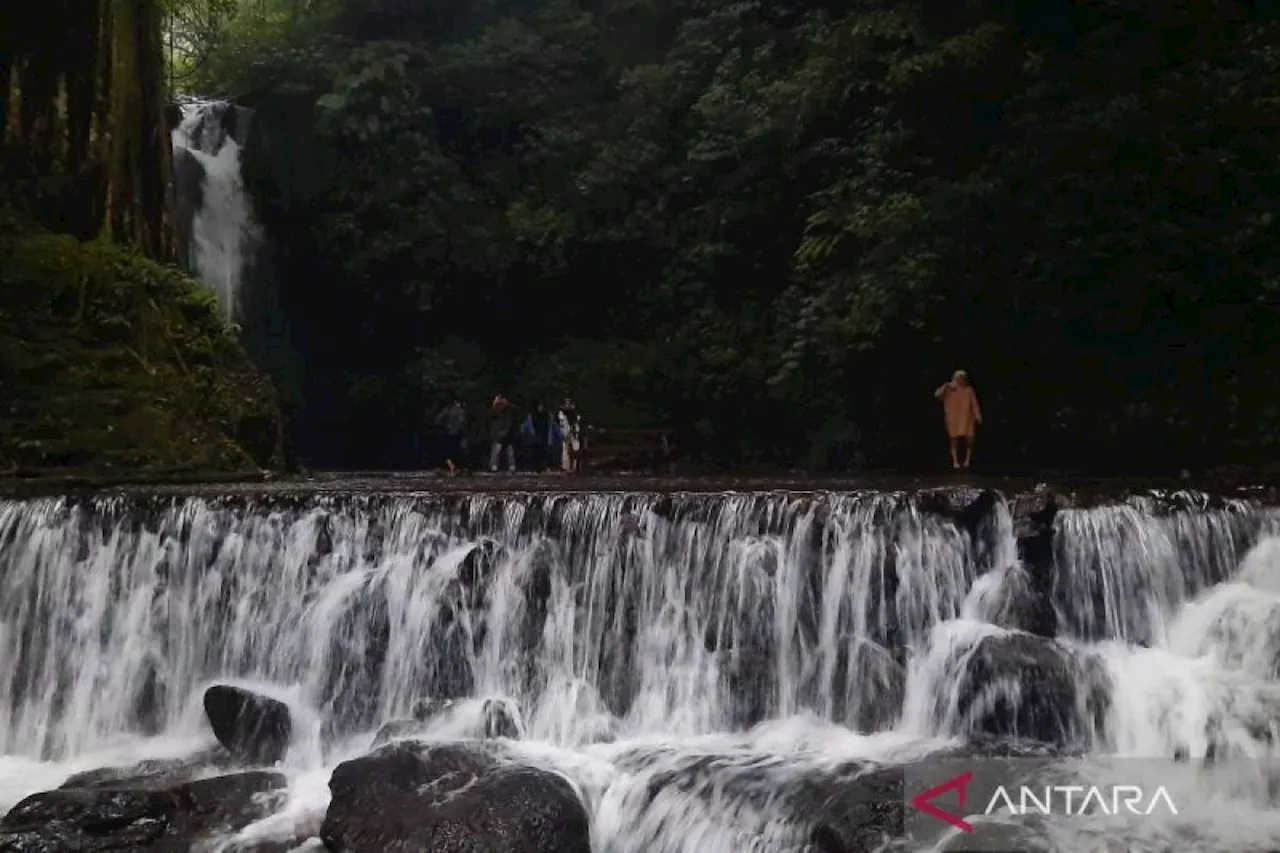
171, 99, 262, 324
0, 490, 1279, 852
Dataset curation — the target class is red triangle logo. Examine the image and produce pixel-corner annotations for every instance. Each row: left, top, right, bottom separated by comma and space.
910, 770, 975, 833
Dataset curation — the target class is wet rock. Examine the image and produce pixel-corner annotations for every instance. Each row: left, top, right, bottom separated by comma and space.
952, 732, 1075, 759
171, 146, 205, 264
519, 546, 554, 691
482, 698, 521, 739
369, 698, 457, 748
165, 771, 289, 846
203, 685, 293, 764
937, 822, 1059, 853
967, 564, 1054, 637
60, 746, 236, 790
320, 741, 590, 853
614, 737, 1066, 853
425, 603, 477, 700
852, 653, 907, 733
954, 633, 1107, 746
618, 511, 643, 538
410, 697, 458, 721
1201, 681, 1280, 761
1011, 487, 1062, 563
318, 582, 391, 739
919, 487, 998, 537
808, 763, 1054, 853
458, 540, 500, 600
371, 699, 523, 749
3, 788, 175, 836
371, 719, 426, 749
802, 764, 910, 853
812, 640, 905, 733
0, 771, 287, 852
1010, 486, 1063, 637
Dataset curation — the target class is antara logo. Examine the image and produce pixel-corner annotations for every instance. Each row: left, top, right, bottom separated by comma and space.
911, 771, 1179, 833
912, 770, 976, 833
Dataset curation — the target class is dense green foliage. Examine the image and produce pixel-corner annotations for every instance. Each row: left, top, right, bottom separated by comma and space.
193, 0, 1280, 472
0, 212, 283, 471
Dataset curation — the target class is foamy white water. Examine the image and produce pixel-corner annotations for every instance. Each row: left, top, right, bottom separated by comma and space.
0, 491, 1278, 852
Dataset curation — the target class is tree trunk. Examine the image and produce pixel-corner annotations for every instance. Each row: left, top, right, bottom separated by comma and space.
104, 0, 175, 260
0, 55, 11, 145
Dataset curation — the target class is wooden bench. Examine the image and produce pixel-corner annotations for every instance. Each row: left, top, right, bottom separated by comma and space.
582, 428, 676, 474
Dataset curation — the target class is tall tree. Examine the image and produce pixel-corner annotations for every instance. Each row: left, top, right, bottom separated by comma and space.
1, 0, 175, 260
105, 0, 175, 258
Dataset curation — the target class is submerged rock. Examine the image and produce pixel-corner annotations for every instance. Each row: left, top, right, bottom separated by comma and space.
918, 486, 999, 532
371, 698, 524, 749
320, 741, 590, 853
953, 633, 1107, 746
370, 698, 459, 748
965, 563, 1054, 637
204, 684, 293, 764
0, 770, 287, 852
370, 719, 425, 749
481, 698, 521, 739
611, 737, 1064, 853
59, 746, 236, 790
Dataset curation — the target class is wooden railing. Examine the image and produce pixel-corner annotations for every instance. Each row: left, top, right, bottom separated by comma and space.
582, 428, 676, 474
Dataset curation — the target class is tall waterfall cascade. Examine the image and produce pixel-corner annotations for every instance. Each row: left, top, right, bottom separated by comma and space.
171, 99, 263, 324
1, 487, 1280, 852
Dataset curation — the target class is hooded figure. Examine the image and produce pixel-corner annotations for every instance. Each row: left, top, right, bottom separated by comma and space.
934, 370, 982, 470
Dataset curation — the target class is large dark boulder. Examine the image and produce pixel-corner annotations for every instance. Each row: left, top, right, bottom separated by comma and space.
203, 685, 293, 765
319, 741, 590, 853
0, 771, 287, 852
953, 633, 1107, 746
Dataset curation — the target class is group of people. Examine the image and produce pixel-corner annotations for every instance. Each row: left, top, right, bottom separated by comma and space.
433, 395, 586, 475
432, 372, 979, 476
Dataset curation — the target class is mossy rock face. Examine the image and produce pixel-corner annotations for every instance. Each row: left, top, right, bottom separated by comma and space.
0, 210, 284, 472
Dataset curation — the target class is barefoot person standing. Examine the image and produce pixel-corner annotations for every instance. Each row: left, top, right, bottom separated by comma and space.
934, 370, 982, 470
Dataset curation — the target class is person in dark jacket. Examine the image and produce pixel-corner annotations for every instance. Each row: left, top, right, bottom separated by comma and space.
520, 402, 559, 471
488, 395, 517, 472
435, 398, 468, 476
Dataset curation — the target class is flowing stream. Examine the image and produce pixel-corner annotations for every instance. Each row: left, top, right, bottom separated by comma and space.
1, 489, 1279, 852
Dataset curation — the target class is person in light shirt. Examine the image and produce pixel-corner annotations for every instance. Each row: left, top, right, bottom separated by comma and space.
557, 398, 583, 473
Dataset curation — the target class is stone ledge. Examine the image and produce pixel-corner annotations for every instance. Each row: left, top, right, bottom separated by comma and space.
4, 470, 1279, 506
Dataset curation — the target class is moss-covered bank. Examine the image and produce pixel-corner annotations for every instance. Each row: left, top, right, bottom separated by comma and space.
0, 212, 283, 472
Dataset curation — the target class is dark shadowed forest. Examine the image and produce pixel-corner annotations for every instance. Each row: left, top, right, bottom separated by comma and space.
5, 0, 1280, 474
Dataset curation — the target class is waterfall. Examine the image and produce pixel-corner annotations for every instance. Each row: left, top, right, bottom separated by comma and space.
1, 488, 1280, 852
170, 99, 262, 324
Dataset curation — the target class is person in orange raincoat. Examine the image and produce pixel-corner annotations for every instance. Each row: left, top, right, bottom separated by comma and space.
934, 370, 983, 470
